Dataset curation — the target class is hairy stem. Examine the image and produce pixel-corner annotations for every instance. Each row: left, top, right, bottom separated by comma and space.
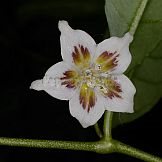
0, 137, 97, 152
0, 137, 114, 154
0, 137, 161, 161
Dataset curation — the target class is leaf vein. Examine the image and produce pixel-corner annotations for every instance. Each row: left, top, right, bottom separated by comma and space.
141, 19, 162, 24
128, 0, 149, 35
128, 39, 162, 80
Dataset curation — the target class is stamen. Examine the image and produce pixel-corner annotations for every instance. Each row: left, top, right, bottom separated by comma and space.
87, 80, 95, 88
99, 85, 108, 94
95, 64, 101, 70
85, 69, 92, 77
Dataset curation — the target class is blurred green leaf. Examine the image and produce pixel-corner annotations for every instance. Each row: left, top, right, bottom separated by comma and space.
105, 0, 162, 126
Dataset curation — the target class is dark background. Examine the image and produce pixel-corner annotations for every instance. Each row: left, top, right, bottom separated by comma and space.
0, 0, 162, 161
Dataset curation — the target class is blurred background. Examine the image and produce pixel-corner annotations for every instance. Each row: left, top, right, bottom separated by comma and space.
0, 0, 162, 161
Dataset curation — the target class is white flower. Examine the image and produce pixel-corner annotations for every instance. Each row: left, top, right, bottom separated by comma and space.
30, 20, 136, 128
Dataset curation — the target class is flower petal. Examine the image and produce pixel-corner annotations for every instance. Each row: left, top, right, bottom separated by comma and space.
95, 33, 133, 74
30, 61, 76, 100
69, 89, 105, 128
59, 20, 96, 66
103, 75, 136, 113
30, 79, 44, 91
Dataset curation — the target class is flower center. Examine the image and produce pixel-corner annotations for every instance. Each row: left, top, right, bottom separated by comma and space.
77, 66, 122, 112
81, 69, 95, 88
80, 68, 107, 92
79, 67, 122, 99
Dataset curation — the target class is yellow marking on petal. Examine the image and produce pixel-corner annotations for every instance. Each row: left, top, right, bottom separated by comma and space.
96, 51, 119, 72
61, 80, 76, 88
96, 51, 112, 63
72, 45, 91, 67
103, 78, 122, 99
79, 83, 96, 112
79, 45, 90, 61
60, 70, 78, 89
61, 70, 77, 80
72, 46, 82, 65
88, 89, 96, 112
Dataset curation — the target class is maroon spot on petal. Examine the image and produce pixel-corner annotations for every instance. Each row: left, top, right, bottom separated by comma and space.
79, 45, 90, 60
107, 91, 122, 99
97, 51, 114, 62
79, 84, 96, 113
104, 79, 122, 99
96, 51, 119, 72
60, 70, 77, 80
60, 70, 77, 89
72, 46, 81, 65
61, 80, 75, 88
72, 45, 91, 66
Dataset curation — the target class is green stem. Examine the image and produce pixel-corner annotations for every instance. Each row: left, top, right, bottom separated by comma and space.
0, 137, 96, 152
129, 0, 148, 36
0, 137, 114, 154
94, 123, 103, 138
103, 111, 113, 140
113, 140, 162, 162
0, 137, 162, 161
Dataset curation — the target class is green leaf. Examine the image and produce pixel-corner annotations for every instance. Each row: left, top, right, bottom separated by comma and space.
113, 78, 161, 127
105, 0, 162, 126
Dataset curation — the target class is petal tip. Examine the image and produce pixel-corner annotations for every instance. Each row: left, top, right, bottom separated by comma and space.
30, 80, 44, 91
81, 123, 89, 128
127, 107, 134, 113
80, 120, 96, 128
124, 32, 133, 43
58, 20, 71, 33
128, 110, 134, 113
125, 102, 134, 113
